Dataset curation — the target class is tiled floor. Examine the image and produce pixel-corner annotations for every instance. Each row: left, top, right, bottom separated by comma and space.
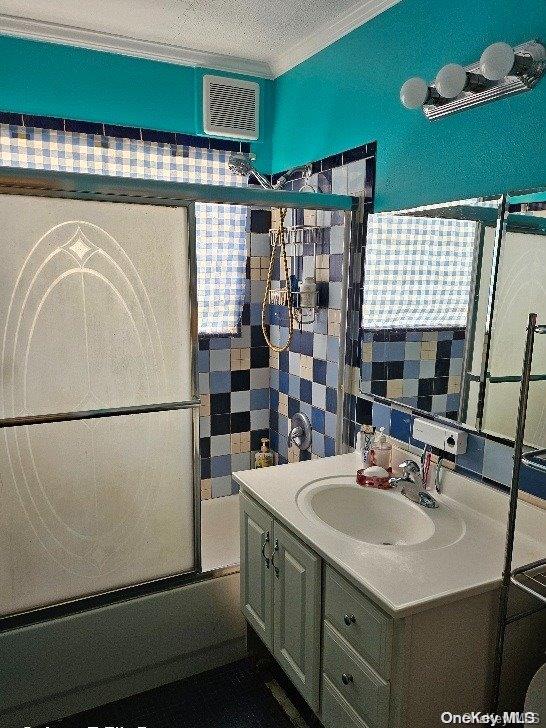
38, 658, 295, 728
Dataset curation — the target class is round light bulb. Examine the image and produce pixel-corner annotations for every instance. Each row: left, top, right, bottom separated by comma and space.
525, 41, 546, 65
435, 63, 468, 98
480, 42, 515, 81
400, 77, 430, 109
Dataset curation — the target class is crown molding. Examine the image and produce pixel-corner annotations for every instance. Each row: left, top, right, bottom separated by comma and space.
270, 0, 402, 77
0, 13, 274, 79
0, 1, 401, 81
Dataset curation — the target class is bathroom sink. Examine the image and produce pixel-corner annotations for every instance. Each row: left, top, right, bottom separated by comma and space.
296, 477, 465, 549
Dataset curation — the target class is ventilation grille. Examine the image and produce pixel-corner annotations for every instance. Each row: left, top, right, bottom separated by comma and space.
203, 75, 259, 141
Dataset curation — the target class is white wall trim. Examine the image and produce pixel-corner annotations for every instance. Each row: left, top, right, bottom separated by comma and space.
0, 1, 401, 81
270, 0, 402, 77
0, 13, 274, 79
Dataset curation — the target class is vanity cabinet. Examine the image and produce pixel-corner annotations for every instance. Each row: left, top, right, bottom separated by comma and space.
240, 490, 518, 728
240, 493, 321, 710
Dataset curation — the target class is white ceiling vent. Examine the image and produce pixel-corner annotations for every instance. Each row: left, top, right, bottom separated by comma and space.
203, 75, 260, 141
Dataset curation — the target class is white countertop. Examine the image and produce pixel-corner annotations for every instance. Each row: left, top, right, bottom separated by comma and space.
233, 453, 546, 617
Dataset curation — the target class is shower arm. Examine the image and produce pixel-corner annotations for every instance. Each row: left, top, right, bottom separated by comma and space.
248, 165, 312, 191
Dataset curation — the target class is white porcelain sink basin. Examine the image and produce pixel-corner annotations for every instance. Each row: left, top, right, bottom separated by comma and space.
297, 477, 465, 549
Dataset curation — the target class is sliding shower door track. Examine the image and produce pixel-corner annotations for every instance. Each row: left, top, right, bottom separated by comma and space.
0, 399, 200, 429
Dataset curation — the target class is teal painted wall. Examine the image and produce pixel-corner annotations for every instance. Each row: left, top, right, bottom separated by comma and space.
271, 0, 546, 211
0, 35, 273, 167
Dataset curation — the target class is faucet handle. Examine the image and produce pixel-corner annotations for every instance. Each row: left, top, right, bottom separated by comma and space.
398, 460, 421, 477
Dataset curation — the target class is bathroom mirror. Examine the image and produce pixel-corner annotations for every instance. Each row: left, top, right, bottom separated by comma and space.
359, 195, 503, 423
480, 187, 546, 448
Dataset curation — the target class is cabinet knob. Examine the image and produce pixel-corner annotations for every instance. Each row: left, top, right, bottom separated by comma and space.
343, 613, 356, 626
341, 673, 354, 685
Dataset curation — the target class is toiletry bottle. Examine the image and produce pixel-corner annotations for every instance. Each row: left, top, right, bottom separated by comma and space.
370, 428, 392, 470
299, 277, 317, 309
255, 438, 274, 468
356, 424, 374, 465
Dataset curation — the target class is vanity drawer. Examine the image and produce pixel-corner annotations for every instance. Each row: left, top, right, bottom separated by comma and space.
322, 621, 390, 728
324, 565, 392, 677
321, 674, 369, 728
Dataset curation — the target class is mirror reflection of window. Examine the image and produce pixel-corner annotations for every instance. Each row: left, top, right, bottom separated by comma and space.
360, 202, 485, 419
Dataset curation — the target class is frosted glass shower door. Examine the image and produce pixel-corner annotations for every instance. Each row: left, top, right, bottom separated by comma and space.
0, 194, 196, 617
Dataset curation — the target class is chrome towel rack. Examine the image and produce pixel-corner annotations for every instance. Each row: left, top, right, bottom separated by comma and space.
491, 312, 546, 710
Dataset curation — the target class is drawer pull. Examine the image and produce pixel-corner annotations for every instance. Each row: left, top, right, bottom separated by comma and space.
343, 613, 356, 626
341, 672, 354, 685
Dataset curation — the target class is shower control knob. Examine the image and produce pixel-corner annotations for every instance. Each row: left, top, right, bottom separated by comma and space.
344, 613, 356, 626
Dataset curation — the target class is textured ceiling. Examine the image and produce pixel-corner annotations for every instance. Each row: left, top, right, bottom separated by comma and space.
0, 0, 392, 73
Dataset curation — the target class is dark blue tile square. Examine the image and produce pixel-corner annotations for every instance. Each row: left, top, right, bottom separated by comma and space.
64, 118, 104, 135
312, 407, 325, 434
0, 111, 24, 126
141, 128, 177, 144
390, 408, 412, 443
326, 387, 337, 413
200, 457, 211, 479
329, 254, 343, 282
300, 331, 314, 356
325, 436, 336, 456
279, 370, 289, 394
313, 359, 327, 384
104, 123, 141, 139
250, 209, 271, 233
300, 378, 312, 404
356, 396, 372, 425
24, 114, 65, 130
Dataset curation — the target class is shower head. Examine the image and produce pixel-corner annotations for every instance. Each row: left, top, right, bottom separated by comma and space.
228, 151, 256, 177
228, 151, 273, 189
227, 151, 315, 192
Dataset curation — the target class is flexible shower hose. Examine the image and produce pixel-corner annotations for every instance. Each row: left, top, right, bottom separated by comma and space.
261, 207, 294, 353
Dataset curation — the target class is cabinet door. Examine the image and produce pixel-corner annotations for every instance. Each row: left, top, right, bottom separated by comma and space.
272, 522, 321, 711
240, 493, 274, 650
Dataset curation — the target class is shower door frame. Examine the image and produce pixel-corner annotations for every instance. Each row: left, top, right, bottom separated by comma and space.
0, 166, 356, 631
0, 170, 203, 629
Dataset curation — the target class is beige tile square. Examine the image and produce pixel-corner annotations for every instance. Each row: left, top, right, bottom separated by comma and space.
316, 254, 329, 270
240, 431, 251, 452
279, 392, 288, 416
201, 479, 212, 500
448, 375, 461, 393
316, 267, 329, 282
361, 343, 372, 363
421, 342, 437, 359
240, 349, 251, 369
200, 394, 210, 416
300, 354, 313, 379
387, 379, 404, 399
270, 350, 279, 369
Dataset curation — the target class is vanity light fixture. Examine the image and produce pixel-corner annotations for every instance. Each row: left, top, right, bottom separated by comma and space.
400, 39, 545, 120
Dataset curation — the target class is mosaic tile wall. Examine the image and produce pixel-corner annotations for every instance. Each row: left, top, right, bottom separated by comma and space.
268, 144, 377, 463
343, 395, 546, 502
198, 209, 271, 498
359, 328, 465, 418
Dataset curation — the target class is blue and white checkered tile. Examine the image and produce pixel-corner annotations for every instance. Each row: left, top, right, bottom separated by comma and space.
344, 399, 546, 503
362, 214, 477, 329
0, 123, 248, 336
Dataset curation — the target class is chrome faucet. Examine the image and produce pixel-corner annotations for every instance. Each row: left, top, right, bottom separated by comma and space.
389, 460, 438, 509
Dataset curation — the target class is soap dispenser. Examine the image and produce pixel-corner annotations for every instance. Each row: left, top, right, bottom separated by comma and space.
255, 438, 274, 468
370, 428, 392, 470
